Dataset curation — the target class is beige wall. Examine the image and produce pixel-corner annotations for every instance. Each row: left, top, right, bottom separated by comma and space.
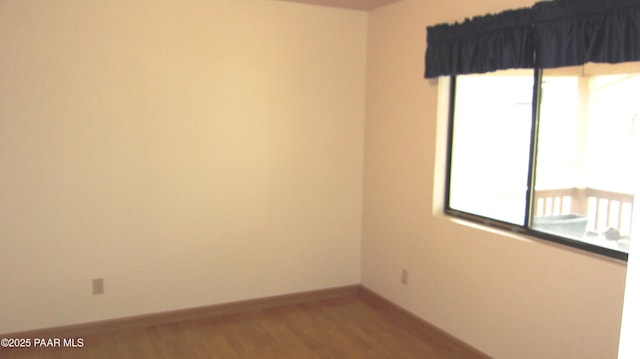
362, 0, 627, 358
0, 0, 366, 333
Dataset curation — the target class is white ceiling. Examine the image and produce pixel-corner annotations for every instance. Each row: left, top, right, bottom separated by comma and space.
274, 0, 404, 11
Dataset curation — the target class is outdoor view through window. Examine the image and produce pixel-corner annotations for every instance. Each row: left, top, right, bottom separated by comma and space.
449, 62, 639, 255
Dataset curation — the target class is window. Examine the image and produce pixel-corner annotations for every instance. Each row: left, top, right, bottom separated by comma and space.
425, 0, 640, 260
447, 62, 640, 259
449, 70, 533, 225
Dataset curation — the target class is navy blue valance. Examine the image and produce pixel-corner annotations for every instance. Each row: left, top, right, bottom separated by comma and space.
425, 0, 640, 78
534, 0, 640, 68
425, 8, 534, 78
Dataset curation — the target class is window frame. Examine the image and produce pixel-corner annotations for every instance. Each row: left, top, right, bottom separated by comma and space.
444, 69, 629, 261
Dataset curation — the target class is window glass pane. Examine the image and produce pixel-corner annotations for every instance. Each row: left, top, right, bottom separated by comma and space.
533, 62, 640, 253
449, 70, 534, 225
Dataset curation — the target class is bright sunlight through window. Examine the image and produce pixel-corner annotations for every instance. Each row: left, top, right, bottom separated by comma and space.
447, 62, 640, 258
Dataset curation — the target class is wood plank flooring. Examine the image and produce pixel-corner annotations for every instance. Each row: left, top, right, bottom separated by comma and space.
1, 290, 488, 358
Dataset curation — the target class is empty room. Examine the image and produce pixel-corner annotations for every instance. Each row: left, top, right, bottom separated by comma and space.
2, 0, 639, 358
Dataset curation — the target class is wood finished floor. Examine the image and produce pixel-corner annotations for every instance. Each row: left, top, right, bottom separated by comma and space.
1, 292, 486, 359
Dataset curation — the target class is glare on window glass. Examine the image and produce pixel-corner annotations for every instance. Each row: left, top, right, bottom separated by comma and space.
449, 70, 534, 225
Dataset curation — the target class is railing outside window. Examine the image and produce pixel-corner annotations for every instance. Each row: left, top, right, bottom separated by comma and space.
535, 188, 634, 238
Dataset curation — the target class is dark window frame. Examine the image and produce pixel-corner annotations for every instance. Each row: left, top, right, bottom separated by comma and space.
444, 69, 629, 261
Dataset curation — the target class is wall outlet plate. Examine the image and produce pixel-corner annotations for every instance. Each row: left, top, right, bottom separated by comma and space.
401, 269, 408, 285
92, 278, 104, 295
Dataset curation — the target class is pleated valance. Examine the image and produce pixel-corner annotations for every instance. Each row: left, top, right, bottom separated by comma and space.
425, 0, 640, 78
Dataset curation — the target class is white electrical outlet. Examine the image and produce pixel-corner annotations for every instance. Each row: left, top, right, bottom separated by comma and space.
92, 278, 104, 295
401, 269, 408, 285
